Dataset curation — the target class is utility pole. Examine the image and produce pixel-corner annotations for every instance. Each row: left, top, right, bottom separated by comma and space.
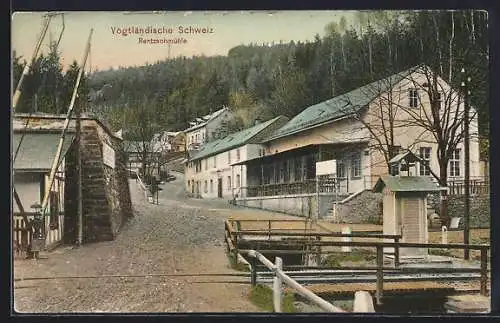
461, 67, 471, 260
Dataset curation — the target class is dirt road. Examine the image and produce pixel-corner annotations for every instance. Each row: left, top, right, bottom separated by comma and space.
14, 173, 266, 313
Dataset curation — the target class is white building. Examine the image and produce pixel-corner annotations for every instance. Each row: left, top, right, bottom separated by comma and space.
184, 107, 232, 152
13, 129, 73, 249
184, 116, 289, 199
231, 65, 483, 217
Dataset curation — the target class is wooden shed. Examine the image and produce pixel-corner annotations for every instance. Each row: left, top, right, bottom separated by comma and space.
373, 175, 443, 258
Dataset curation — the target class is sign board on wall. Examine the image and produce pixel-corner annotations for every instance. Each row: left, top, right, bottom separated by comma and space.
103, 142, 115, 169
316, 159, 337, 176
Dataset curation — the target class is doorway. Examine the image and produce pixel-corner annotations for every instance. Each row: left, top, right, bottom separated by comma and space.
218, 178, 223, 198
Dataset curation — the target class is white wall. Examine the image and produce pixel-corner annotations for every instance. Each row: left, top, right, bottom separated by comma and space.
13, 173, 42, 213
366, 68, 481, 182
184, 143, 265, 199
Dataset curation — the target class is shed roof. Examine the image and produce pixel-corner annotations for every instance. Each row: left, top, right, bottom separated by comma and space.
264, 65, 421, 142
373, 175, 443, 193
13, 132, 75, 171
189, 116, 286, 162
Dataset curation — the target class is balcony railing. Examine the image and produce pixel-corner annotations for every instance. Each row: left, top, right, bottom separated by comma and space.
448, 179, 490, 196
239, 176, 377, 198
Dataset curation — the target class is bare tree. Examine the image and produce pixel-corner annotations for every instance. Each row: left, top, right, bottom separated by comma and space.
329, 65, 479, 226
126, 96, 163, 183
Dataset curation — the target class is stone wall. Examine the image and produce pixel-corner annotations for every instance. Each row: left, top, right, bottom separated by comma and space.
335, 190, 383, 224
235, 193, 347, 218
14, 114, 133, 243
427, 192, 490, 228
81, 120, 133, 242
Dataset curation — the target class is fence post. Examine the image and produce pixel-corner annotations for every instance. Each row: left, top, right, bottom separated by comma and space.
441, 226, 448, 245
376, 245, 384, 305
268, 220, 271, 241
341, 226, 352, 253
251, 255, 257, 287
394, 236, 400, 268
273, 257, 283, 313
480, 248, 488, 296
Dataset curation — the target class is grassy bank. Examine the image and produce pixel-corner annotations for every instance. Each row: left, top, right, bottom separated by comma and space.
249, 284, 297, 313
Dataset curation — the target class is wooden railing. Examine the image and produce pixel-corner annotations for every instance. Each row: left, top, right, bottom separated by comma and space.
245, 250, 346, 312
224, 219, 490, 306
240, 175, 378, 198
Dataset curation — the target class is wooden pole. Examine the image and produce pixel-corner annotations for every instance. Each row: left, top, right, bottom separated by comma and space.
12, 14, 53, 111
40, 29, 93, 214
480, 248, 488, 296
376, 245, 384, 305
462, 70, 471, 260
251, 256, 257, 287
394, 236, 400, 268
76, 90, 83, 246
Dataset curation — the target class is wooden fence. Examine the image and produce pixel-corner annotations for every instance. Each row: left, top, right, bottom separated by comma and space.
13, 213, 64, 252
245, 250, 346, 312
224, 219, 490, 306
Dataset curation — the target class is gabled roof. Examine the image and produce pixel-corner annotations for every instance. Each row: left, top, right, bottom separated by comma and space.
189, 116, 287, 162
13, 132, 75, 171
388, 150, 423, 165
123, 140, 149, 153
184, 107, 229, 133
265, 65, 422, 142
373, 175, 443, 193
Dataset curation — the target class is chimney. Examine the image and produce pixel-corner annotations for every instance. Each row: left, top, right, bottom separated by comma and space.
254, 118, 261, 126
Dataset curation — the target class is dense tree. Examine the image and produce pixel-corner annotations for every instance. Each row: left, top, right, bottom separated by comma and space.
12, 10, 488, 165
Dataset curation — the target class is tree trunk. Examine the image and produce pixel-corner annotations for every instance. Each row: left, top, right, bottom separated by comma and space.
439, 160, 450, 227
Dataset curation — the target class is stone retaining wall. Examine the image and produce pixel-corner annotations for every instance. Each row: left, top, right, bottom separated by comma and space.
14, 114, 133, 243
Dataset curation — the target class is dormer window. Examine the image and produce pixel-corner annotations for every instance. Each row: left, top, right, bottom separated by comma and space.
409, 89, 419, 108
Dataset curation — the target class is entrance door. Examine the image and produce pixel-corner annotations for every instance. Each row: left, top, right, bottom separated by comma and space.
401, 197, 426, 257
218, 178, 223, 198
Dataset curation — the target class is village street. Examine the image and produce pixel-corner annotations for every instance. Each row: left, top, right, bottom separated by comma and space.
13, 171, 288, 313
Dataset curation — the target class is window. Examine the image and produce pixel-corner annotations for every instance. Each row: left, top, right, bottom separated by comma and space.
227, 176, 232, 190
236, 149, 240, 161
213, 156, 217, 168
337, 159, 346, 178
204, 180, 208, 193
210, 179, 214, 193
409, 89, 418, 108
391, 164, 400, 176
294, 157, 302, 182
350, 152, 362, 178
205, 159, 208, 171
449, 148, 461, 177
236, 174, 241, 188
228, 151, 231, 164
419, 147, 431, 176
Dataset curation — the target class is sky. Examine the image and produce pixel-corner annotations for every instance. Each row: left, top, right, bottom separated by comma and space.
12, 11, 358, 71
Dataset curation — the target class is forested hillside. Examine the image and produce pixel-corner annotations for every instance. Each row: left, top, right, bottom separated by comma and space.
12, 11, 489, 157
